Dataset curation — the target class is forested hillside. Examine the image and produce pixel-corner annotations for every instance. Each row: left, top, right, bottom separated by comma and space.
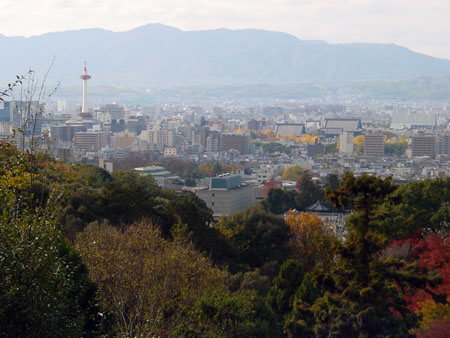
2, 24, 450, 86
1, 142, 449, 337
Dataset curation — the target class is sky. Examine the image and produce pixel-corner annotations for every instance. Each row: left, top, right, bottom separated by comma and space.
1, 0, 449, 59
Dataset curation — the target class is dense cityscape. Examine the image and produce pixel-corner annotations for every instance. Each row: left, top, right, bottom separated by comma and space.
1, 64, 450, 219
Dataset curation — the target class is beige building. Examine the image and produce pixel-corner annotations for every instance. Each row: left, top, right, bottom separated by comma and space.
114, 131, 136, 149
73, 131, 108, 152
339, 131, 354, 154
196, 175, 255, 218
140, 129, 176, 152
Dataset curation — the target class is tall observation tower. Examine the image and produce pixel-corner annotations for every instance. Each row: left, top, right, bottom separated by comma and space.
79, 62, 92, 119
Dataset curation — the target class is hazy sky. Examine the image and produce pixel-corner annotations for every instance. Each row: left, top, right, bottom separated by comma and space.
1, 0, 449, 59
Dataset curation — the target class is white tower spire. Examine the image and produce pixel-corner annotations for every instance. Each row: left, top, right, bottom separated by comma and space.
79, 62, 92, 118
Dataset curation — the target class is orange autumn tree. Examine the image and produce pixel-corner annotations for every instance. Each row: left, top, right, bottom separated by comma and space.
285, 211, 338, 272
262, 177, 282, 197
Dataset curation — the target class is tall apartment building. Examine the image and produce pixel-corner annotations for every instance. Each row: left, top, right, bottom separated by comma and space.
50, 125, 87, 144
247, 119, 265, 131
206, 132, 221, 152
220, 133, 249, 154
437, 133, 450, 156
0, 100, 46, 137
73, 131, 108, 152
410, 132, 436, 158
192, 126, 209, 148
99, 103, 125, 119
141, 129, 175, 152
364, 131, 384, 157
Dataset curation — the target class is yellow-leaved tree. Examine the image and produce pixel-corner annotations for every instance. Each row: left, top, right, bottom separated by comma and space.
414, 297, 450, 335
354, 134, 365, 154
75, 220, 228, 337
282, 165, 303, 181
299, 134, 319, 144
285, 211, 338, 272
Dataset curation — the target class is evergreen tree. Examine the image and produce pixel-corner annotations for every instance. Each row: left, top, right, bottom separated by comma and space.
295, 173, 439, 337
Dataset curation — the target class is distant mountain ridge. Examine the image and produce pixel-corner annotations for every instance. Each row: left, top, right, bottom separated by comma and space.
1, 24, 450, 86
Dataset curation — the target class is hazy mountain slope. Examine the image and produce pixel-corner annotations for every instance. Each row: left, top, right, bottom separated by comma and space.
1, 24, 450, 86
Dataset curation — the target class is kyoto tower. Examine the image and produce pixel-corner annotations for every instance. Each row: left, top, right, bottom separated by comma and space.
79, 62, 92, 119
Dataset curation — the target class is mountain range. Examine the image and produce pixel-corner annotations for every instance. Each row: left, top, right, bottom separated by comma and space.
1, 24, 450, 86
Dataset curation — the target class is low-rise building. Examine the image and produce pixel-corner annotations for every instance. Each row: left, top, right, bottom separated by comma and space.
196, 174, 255, 218
134, 165, 180, 188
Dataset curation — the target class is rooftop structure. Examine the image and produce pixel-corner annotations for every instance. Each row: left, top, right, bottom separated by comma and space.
305, 201, 350, 239
134, 165, 181, 188
134, 165, 172, 177
324, 118, 362, 136
306, 201, 331, 213
391, 112, 436, 130
275, 123, 305, 137
210, 174, 242, 190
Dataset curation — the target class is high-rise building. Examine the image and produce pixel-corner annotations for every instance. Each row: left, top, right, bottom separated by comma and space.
410, 132, 436, 158
437, 132, 450, 156
50, 125, 87, 144
73, 131, 107, 152
206, 132, 221, 152
4, 100, 45, 137
364, 131, 384, 157
141, 129, 175, 152
220, 133, 249, 154
99, 103, 125, 120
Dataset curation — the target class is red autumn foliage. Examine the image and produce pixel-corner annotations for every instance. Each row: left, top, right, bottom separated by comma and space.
404, 231, 450, 311
262, 177, 282, 197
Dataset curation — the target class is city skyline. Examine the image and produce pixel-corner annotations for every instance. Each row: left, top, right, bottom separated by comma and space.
0, 0, 449, 59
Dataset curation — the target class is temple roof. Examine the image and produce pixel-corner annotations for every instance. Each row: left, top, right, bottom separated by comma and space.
306, 201, 331, 212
